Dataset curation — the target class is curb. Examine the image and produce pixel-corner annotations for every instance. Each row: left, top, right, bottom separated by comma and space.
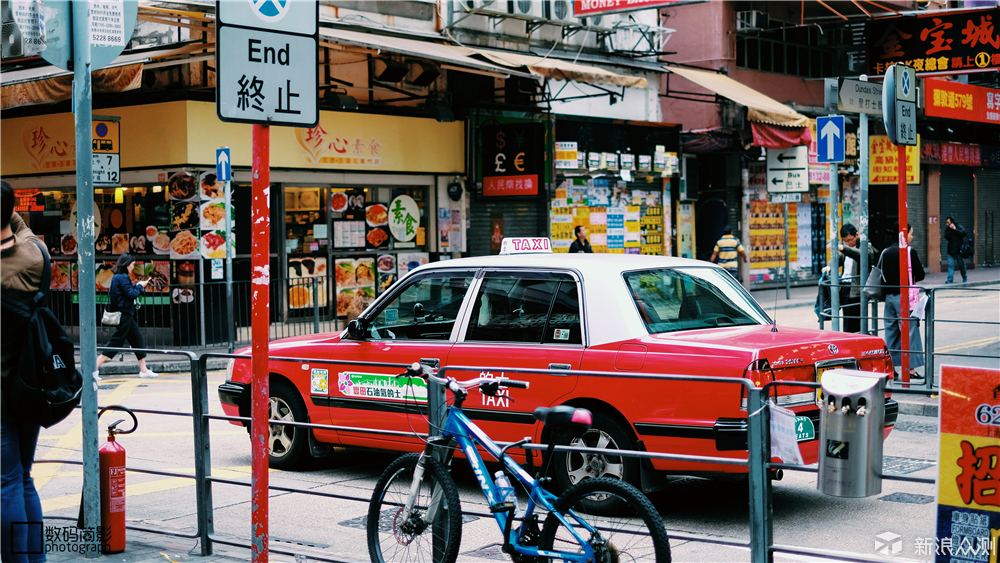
893, 396, 939, 418
96, 358, 230, 376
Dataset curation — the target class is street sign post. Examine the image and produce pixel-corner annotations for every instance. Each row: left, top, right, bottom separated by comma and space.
215, 2, 319, 560
838, 79, 883, 115
92, 117, 121, 187
216, 148, 231, 182
766, 146, 808, 192
816, 116, 845, 164
219, 147, 235, 354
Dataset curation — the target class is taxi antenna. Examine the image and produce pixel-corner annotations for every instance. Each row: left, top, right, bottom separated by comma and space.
771, 289, 778, 332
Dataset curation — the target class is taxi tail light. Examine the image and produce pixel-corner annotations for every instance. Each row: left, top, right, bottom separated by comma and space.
857, 346, 894, 376
740, 359, 774, 410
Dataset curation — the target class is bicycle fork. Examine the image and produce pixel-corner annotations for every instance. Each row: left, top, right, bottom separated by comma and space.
401, 442, 452, 534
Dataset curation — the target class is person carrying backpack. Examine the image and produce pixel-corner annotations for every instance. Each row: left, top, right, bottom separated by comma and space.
944, 217, 968, 284
0, 181, 47, 561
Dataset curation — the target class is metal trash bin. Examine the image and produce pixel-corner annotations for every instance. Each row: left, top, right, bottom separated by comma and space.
817, 369, 886, 497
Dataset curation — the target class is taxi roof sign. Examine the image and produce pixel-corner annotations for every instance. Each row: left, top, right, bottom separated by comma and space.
499, 237, 552, 255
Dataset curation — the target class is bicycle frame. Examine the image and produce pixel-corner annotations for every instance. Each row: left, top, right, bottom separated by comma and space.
417, 405, 599, 562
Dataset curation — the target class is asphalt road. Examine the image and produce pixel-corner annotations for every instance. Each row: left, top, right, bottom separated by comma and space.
34, 286, 997, 562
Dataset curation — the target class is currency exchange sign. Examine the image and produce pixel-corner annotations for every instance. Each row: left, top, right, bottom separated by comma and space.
215, 0, 318, 128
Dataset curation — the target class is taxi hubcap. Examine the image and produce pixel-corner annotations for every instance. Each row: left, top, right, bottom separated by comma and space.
565, 428, 624, 485
268, 397, 295, 457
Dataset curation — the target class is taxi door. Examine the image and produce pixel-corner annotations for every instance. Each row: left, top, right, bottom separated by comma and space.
331, 269, 478, 452
446, 270, 583, 459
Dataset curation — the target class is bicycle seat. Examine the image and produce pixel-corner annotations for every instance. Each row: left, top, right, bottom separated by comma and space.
533, 406, 592, 437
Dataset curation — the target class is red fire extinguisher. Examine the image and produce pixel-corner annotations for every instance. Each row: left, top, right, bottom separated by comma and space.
98, 406, 136, 554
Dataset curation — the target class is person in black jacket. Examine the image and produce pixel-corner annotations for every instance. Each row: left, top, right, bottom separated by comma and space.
569, 225, 593, 253
944, 217, 968, 284
95, 253, 156, 378
882, 223, 925, 382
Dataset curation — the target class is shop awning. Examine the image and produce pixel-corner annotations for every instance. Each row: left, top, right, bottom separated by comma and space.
665, 66, 808, 127
1, 53, 148, 110
318, 28, 534, 79
461, 48, 647, 89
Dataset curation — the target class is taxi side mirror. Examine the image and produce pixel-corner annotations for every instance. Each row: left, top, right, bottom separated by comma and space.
347, 318, 368, 340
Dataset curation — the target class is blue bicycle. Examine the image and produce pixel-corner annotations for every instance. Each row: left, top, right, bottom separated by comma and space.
366, 363, 671, 563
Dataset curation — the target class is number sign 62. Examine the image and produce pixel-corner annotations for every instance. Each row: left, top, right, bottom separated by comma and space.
975, 404, 1000, 426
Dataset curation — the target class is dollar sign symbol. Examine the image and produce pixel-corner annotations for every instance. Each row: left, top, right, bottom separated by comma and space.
496, 131, 505, 150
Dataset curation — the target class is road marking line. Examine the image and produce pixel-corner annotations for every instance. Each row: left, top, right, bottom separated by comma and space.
935, 336, 999, 353
34, 379, 143, 491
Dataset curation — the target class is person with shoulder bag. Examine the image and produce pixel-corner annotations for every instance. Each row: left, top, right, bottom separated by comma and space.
826, 223, 876, 333
95, 253, 157, 378
0, 181, 48, 562
881, 223, 926, 383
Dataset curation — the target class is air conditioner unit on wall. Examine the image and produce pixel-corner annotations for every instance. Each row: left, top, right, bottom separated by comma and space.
545, 0, 578, 25
507, 0, 545, 20
455, 0, 507, 17
580, 13, 618, 33
736, 10, 768, 31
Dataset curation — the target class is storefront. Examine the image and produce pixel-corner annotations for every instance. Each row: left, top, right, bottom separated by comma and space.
2, 100, 464, 344
549, 116, 681, 255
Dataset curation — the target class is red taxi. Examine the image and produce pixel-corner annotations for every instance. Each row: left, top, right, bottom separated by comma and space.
219, 238, 896, 492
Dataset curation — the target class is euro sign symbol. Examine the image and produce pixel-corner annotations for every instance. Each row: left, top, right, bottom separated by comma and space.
495, 153, 506, 173
496, 132, 505, 150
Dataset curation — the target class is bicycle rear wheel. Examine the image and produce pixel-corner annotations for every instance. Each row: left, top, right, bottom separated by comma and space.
367, 452, 463, 563
539, 477, 671, 563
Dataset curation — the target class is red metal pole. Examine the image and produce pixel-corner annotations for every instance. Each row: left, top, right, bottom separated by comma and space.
251, 123, 270, 562
897, 143, 910, 384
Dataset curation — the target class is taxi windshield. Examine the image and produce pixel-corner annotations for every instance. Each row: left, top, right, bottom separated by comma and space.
624, 268, 769, 334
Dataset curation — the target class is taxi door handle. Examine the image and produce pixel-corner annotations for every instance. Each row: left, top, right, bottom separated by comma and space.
548, 363, 573, 374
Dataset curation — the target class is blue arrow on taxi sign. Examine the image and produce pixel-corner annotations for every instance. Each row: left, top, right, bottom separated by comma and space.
216, 148, 231, 182
816, 116, 845, 164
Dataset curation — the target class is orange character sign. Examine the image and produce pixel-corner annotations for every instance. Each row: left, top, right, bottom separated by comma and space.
935, 365, 1000, 562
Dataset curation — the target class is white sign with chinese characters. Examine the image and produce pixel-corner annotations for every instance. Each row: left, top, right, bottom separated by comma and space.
88, 1, 126, 47
388, 195, 419, 243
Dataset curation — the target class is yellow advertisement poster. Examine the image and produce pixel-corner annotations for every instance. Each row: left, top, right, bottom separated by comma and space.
869, 135, 920, 185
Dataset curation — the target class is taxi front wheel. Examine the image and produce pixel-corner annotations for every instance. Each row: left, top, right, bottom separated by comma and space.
267, 379, 311, 470
552, 411, 639, 512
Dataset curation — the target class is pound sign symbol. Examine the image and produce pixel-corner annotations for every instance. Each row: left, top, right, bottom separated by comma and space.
495, 153, 506, 173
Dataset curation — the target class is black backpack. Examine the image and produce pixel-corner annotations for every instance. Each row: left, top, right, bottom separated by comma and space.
1, 240, 83, 428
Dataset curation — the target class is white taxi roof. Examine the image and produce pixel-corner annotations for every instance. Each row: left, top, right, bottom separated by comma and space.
406, 253, 726, 347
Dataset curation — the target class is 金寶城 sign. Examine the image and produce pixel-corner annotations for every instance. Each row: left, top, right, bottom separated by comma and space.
924, 78, 1000, 125
867, 10, 1000, 77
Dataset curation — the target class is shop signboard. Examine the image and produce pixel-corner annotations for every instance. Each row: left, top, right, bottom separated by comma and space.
921, 141, 983, 166
867, 10, 1000, 77
215, 0, 318, 127
924, 78, 1000, 125
481, 122, 543, 196
572, 0, 687, 16
869, 135, 920, 184
933, 365, 1000, 563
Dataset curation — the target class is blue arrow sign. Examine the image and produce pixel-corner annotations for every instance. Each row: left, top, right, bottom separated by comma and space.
216, 148, 231, 182
816, 116, 845, 164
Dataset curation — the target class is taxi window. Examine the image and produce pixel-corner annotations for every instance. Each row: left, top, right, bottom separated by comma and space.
367, 272, 475, 341
464, 272, 581, 345
624, 268, 768, 334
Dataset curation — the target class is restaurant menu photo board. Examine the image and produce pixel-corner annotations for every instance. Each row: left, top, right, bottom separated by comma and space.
288, 256, 329, 310
335, 257, 376, 318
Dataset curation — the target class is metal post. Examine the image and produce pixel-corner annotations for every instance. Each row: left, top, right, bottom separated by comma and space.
897, 144, 911, 382
830, 163, 840, 331
746, 386, 773, 563
250, 124, 271, 563
225, 162, 235, 353
191, 355, 214, 555
783, 203, 790, 300
925, 289, 935, 388
312, 276, 320, 333
858, 100, 871, 335
72, 2, 101, 555
199, 279, 207, 348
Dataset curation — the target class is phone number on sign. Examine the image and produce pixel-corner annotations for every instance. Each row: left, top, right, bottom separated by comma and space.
975, 404, 1000, 425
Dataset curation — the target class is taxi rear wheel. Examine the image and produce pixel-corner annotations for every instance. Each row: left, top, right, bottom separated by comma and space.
552, 411, 639, 512
267, 379, 310, 470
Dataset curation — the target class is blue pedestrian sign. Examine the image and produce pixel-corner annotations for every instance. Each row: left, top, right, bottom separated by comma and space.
216, 148, 231, 182
816, 115, 845, 164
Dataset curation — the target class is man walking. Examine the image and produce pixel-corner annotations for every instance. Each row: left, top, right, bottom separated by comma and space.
710, 226, 746, 280
944, 217, 968, 284
831, 223, 875, 333
569, 225, 593, 253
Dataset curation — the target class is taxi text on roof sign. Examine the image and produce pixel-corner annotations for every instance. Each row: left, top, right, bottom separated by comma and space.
499, 237, 553, 255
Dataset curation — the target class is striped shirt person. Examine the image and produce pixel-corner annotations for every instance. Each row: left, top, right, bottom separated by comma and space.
710, 227, 746, 280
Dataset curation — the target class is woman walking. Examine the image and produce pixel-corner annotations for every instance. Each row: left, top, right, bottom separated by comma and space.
881, 224, 925, 383
96, 253, 157, 378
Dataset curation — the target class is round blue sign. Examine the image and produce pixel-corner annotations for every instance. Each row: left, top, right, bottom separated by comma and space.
96, 123, 108, 138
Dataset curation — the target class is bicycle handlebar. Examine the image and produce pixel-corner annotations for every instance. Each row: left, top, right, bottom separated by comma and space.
401, 362, 530, 391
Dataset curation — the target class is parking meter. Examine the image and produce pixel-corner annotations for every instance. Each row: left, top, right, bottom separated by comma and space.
817, 369, 886, 497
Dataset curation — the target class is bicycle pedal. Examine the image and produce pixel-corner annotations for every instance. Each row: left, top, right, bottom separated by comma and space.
490, 501, 516, 513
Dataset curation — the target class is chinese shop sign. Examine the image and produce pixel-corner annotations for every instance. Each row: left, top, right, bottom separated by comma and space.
868, 10, 1000, 76
572, 0, 684, 16
924, 78, 1000, 125
920, 141, 982, 166
934, 365, 1000, 563
481, 122, 543, 197
388, 195, 419, 243
869, 135, 920, 185
13, 190, 44, 213
216, 0, 318, 127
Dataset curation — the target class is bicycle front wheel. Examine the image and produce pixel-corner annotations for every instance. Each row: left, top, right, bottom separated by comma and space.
539, 477, 671, 563
367, 452, 463, 563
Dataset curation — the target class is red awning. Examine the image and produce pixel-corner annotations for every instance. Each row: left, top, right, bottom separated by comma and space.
751, 122, 813, 149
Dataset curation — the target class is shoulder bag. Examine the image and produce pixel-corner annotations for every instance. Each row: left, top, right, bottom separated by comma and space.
102, 276, 121, 325
862, 249, 886, 301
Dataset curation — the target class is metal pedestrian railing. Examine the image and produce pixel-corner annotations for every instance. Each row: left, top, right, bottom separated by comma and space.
40, 348, 941, 563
